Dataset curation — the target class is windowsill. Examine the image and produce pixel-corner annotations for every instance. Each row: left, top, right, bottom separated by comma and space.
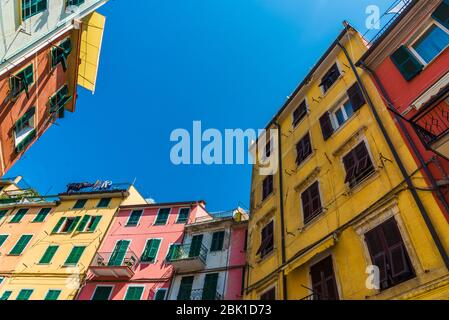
62, 264, 78, 268
260, 190, 276, 207
256, 249, 275, 264
153, 222, 168, 226
292, 114, 309, 132
295, 151, 315, 171
320, 75, 344, 99
175, 221, 188, 224
124, 224, 139, 227
298, 209, 327, 233
345, 169, 380, 195
331, 110, 362, 138
6, 254, 21, 257
366, 275, 417, 299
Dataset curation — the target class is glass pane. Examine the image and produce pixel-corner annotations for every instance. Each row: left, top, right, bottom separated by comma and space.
413, 24, 449, 63
344, 101, 354, 118
334, 109, 346, 127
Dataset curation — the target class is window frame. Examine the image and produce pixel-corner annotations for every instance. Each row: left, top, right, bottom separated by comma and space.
38, 245, 59, 265
341, 140, 376, 189
176, 207, 190, 224
8, 234, 33, 256
126, 209, 143, 227
262, 175, 274, 201
258, 219, 274, 259
210, 230, 226, 252
331, 99, 355, 130
295, 132, 313, 167
260, 285, 276, 300
9, 64, 34, 99
73, 199, 87, 210
9, 208, 29, 223
97, 198, 112, 208
64, 245, 86, 266
44, 289, 61, 301
154, 288, 167, 300
21, 0, 48, 20
153, 208, 171, 226
292, 99, 308, 128
0, 234, 9, 248
32, 207, 51, 223
123, 285, 145, 301
16, 289, 34, 300
319, 62, 342, 95
309, 255, 340, 300
300, 181, 324, 226
140, 238, 162, 264
91, 285, 114, 301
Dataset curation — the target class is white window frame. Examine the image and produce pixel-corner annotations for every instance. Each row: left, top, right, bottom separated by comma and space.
91, 285, 114, 300
176, 207, 191, 224
14, 115, 35, 148
59, 217, 79, 233
124, 285, 145, 300
331, 99, 354, 130
126, 209, 143, 226
153, 207, 171, 226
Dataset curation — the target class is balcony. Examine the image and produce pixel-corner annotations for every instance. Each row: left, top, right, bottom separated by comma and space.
168, 244, 208, 272
89, 250, 139, 279
410, 91, 449, 159
190, 289, 223, 301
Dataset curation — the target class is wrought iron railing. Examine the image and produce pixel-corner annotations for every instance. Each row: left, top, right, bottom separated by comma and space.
90, 250, 139, 272
168, 243, 208, 264
190, 289, 223, 301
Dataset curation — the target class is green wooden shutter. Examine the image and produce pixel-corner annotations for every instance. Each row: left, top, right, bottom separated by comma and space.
155, 208, 170, 225
391, 46, 423, 81
65, 246, 86, 265
92, 286, 113, 300
127, 210, 142, 226
16, 289, 33, 300
177, 276, 194, 300
52, 217, 66, 233
97, 198, 111, 208
154, 289, 167, 300
211, 231, 225, 251
108, 240, 130, 266
432, 0, 449, 30
66, 216, 81, 233
33, 208, 51, 222
189, 234, 203, 257
0, 235, 8, 248
0, 291, 12, 300
202, 273, 219, 300
76, 215, 91, 232
73, 199, 87, 209
9, 235, 32, 255
44, 290, 61, 300
39, 245, 59, 264
142, 239, 161, 263
0, 209, 8, 221
177, 208, 190, 223
15, 107, 35, 133
87, 216, 102, 232
10, 208, 29, 223
124, 286, 144, 300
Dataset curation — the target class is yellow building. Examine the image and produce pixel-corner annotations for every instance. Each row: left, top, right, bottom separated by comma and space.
244, 24, 449, 300
0, 181, 146, 300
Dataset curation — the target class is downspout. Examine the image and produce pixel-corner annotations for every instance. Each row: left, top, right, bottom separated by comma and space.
273, 121, 288, 300
337, 31, 449, 270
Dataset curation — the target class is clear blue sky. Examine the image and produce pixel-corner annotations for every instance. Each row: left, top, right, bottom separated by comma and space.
8, 0, 393, 212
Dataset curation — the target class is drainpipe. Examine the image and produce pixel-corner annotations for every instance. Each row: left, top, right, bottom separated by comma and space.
273, 121, 288, 300
337, 27, 449, 270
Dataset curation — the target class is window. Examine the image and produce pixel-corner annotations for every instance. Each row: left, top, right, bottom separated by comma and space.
264, 139, 272, 158
154, 289, 167, 300
49, 85, 72, 119
55, 217, 81, 234
141, 239, 161, 263
296, 133, 312, 166
262, 175, 273, 201
22, 0, 47, 20
391, 46, 424, 81
210, 231, 225, 252
64, 246, 86, 266
9, 64, 33, 99
0, 291, 12, 300
67, 0, 85, 6
320, 63, 340, 93
319, 111, 335, 141
433, 0, 449, 30
166, 243, 182, 261
333, 101, 354, 128
73, 199, 87, 209
177, 276, 194, 300
301, 181, 323, 224
257, 221, 274, 258
412, 23, 449, 64
126, 210, 143, 226
260, 287, 276, 300
108, 240, 130, 266
16, 289, 33, 300
44, 290, 61, 301
343, 142, 375, 188
124, 286, 144, 300
154, 208, 170, 225
176, 208, 190, 224
0, 235, 8, 248
293, 100, 307, 127
91, 286, 113, 301
39, 245, 59, 264
202, 273, 219, 300
189, 234, 204, 257
76, 215, 101, 233
33, 208, 51, 223
97, 198, 111, 208
15, 107, 36, 152
0, 209, 7, 221
51, 38, 72, 71
364, 218, 415, 290
9, 235, 32, 255
9, 208, 28, 223
310, 256, 339, 300
0, 277, 3, 284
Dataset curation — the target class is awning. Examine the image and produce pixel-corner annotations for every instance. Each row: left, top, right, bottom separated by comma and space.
77, 12, 106, 93
411, 71, 449, 111
283, 236, 336, 275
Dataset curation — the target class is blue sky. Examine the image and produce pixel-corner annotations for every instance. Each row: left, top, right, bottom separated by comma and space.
8, 0, 393, 212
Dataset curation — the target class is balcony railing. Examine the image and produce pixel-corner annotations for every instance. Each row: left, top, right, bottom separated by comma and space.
190, 289, 223, 301
169, 243, 208, 264
60, 182, 131, 195
89, 250, 139, 279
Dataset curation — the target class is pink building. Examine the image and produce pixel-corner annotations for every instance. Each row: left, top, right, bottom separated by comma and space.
76, 200, 209, 300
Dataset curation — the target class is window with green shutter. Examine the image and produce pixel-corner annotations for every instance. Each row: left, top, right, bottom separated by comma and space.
76, 215, 90, 232
176, 208, 190, 224
16, 289, 33, 300
126, 210, 143, 226
22, 0, 47, 20
202, 273, 219, 300
9, 64, 33, 99
15, 128, 36, 153
0, 209, 8, 221
9, 235, 32, 255
86, 216, 101, 232
433, 0, 449, 30
10, 208, 29, 223
14, 106, 36, 153
91, 286, 113, 300
124, 286, 144, 300
44, 290, 61, 300
39, 245, 58, 264
52, 217, 66, 234
49, 85, 72, 119
73, 199, 87, 209
391, 46, 423, 81
177, 276, 194, 300
97, 198, 111, 208
154, 289, 167, 300
64, 246, 86, 266
0, 291, 12, 300
0, 235, 8, 248
59, 217, 81, 233
51, 38, 72, 71
141, 239, 161, 263
33, 208, 51, 223
154, 208, 170, 225
210, 231, 225, 252
108, 240, 130, 266
166, 243, 181, 261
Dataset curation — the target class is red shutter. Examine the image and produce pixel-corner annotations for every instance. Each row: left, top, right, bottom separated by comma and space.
319, 112, 334, 141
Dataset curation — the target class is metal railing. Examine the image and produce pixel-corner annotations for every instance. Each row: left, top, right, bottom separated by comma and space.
168, 243, 208, 264
90, 250, 139, 271
0, 188, 50, 206
60, 182, 131, 195
190, 289, 223, 301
